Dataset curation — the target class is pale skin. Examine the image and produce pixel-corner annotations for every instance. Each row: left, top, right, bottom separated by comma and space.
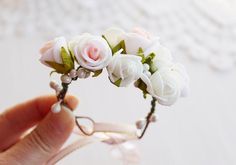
0, 95, 79, 165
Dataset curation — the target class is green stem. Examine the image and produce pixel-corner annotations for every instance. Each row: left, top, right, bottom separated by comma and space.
138, 97, 157, 139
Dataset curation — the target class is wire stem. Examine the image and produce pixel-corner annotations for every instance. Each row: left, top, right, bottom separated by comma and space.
138, 97, 157, 139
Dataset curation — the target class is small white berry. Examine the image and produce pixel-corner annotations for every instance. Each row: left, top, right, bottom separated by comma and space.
55, 85, 62, 94
77, 69, 86, 78
69, 69, 77, 78
143, 64, 150, 71
149, 114, 158, 123
49, 81, 57, 89
135, 119, 146, 129
51, 101, 61, 113
84, 71, 91, 78
56, 91, 61, 96
77, 68, 90, 79
61, 74, 72, 84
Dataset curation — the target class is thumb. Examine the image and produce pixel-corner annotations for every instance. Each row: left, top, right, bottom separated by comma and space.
2, 105, 75, 165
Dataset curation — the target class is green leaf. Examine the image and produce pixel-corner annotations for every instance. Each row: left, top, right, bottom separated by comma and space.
137, 47, 145, 63
101, 35, 127, 55
114, 78, 122, 87
92, 69, 103, 77
60, 47, 74, 72
120, 40, 126, 54
68, 48, 76, 62
112, 40, 126, 54
150, 61, 157, 74
102, 35, 113, 50
143, 90, 148, 99
45, 61, 66, 74
135, 79, 149, 99
144, 52, 155, 64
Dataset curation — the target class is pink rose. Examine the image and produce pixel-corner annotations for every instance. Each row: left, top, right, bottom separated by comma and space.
132, 27, 151, 39
40, 37, 68, 66
69, 34, 112, 71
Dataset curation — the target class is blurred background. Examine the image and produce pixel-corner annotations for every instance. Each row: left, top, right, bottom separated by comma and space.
0, 0, 236, 164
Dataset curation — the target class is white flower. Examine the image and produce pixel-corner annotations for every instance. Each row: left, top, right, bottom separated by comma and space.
39, 37, 68, 66
172, 63, 190, 97
121, 32, 154, 54
107, 51, 144, 87
103, 27, 125, 48
132, 27, 152, 39
141, 63, 189, 106
144, 44, 173, 72
103, 27, 159, 55
69, 33, 112, 71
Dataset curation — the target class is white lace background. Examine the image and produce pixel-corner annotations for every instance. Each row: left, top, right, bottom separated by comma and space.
1, 0, 236, 71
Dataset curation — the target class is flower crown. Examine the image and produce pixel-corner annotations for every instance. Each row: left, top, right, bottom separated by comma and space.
40, 27, 189, 139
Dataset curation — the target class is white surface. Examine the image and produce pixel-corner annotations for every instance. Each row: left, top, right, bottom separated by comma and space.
1, 0, 236, 71
0, 38, 236, 165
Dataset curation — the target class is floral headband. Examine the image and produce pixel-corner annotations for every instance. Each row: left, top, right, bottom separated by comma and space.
40, 27, 189, 164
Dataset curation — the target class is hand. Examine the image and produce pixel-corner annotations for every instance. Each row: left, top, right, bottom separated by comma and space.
0, 95, 79, 165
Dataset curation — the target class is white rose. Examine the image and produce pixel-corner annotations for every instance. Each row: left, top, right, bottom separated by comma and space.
39, 37, 68, 66
141, 63, 189, 106
122, 32, 154, 54
69, 33, 112, 71
145, 45, 173, 72
103, 27, 159, 55
172, 63, 190, 97
107, 52, 144, 87
103, 27, 125, 48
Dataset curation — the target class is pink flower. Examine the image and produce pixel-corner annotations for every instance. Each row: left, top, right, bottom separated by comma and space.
132, 27, 151, 39
40, 37, 68, 65
69, 34, 112, 71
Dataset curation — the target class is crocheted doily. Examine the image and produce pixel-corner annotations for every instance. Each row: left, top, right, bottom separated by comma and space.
0, 0, 236, 71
